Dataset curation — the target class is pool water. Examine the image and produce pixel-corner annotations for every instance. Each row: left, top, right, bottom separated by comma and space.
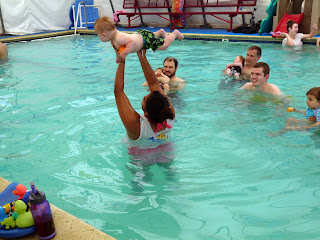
1, 35, 320, 239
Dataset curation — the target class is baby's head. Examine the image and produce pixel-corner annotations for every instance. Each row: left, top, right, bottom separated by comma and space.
234, 55, 245, 66
155, 68, 163, 77
94, 17, 116, 42
306, 87, 320, 109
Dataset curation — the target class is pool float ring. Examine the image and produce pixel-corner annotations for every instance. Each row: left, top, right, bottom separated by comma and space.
287, 107, 296, 112
118, 46, 126, 54
113, 10, 127, 23
0, 183, 36, 239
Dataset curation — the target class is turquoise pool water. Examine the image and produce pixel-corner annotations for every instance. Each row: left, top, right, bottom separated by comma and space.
1, 35, 320, 239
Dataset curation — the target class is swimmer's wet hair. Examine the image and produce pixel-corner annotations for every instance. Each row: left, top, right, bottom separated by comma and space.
237, 55, 245, 66
145, 91, 174, 123
306, 87, 320, 102
253, 62, 270, 76
287, 19, 297, 31
248, 45, 261, 57
94, 16, 116, 32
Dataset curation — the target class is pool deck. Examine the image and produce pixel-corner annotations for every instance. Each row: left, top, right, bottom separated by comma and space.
1, 27, 319, 44
0, 177, 115, 240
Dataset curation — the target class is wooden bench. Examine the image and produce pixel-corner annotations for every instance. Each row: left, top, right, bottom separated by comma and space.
116, 0, 257, 31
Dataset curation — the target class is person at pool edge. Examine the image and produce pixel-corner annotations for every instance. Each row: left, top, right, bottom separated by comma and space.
241, 45, 262, 79
241, 62, 281, 96
281, 20, 318, 47
114, 49, 175, 141
0, 42, 8, 60
162, 57, 186, 91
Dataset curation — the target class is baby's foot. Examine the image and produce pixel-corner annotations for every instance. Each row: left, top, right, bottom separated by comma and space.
173, 29, 184, 41
159, 29, 168, 38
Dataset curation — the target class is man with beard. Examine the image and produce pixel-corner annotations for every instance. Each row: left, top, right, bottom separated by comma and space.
163, 57, 186, 91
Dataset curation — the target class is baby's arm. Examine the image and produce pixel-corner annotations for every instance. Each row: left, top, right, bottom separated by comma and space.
294, 109, 306, 114
111, 42, 122, 63
230, 62, 243, 67
118, 40, 135, 59
156, 73, 170, 84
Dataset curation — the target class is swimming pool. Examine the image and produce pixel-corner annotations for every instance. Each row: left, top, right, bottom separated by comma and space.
1, 35, 320, 239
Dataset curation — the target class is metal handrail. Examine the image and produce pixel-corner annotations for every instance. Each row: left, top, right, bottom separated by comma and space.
74, 1, 88, 35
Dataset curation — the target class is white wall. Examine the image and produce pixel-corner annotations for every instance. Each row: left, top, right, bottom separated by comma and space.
0, 0, 74, 35
0, 0, 271, 35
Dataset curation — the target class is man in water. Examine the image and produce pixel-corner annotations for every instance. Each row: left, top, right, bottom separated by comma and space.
241, 62, 281, 96
241, 45, 261, 79
163, 57, 186, 91
0, 42, 8, 60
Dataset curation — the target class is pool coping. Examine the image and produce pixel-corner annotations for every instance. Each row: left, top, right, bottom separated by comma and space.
0, 177, 116, 240
1, 29, 318, 44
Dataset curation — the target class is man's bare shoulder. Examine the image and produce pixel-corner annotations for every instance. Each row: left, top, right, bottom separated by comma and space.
241, 83, 253, 90
169, 76, 186, 91
170, 76, 185, 83
267, 83, 281, 96
241, 66, 252, 79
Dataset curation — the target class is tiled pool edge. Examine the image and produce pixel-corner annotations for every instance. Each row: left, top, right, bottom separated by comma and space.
0, 29, 318, 44
0, 177, 116, 240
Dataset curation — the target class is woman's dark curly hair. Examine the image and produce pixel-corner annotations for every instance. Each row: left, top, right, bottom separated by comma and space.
145, 91, 174, 123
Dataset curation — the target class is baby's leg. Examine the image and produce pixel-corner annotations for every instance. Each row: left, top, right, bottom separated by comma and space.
226, 68, 232, 76
268, 117, 300, 137
163, 84, 170, 95
233, 73, 240, 79
285, 117, 302, 126
154, 29, 168, 38
157, 30, 184, 50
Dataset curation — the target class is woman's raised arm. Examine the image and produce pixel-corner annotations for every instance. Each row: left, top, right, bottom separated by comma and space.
114, 61, 140, 140
137, 50, 165, 95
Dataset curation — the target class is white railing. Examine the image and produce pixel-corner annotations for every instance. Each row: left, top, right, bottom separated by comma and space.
73, 1, 100, 35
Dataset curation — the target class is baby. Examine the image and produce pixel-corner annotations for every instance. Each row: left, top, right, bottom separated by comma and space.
225, 55, 245, 79
94, 16, 184, 62
269, 87, 320, 136
143, 68, 170, 95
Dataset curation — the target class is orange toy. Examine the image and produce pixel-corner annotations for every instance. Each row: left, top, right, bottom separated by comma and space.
118, 46, 126, 54
287, 107, 296, 112
12, 184, 27, 200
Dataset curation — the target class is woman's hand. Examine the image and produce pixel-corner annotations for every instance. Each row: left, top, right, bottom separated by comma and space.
312, 24, 318, 30
280, 32, 288, 38
116, 56, 125, 64
137, 49, 147, 58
